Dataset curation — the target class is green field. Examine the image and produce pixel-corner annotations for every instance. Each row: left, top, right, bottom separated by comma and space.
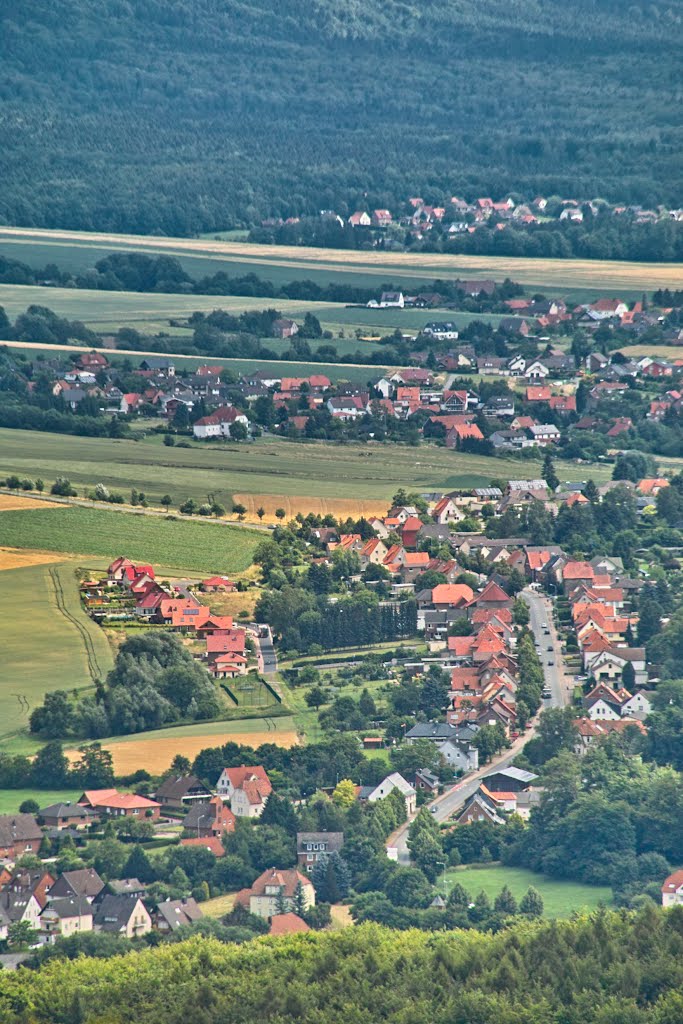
2, 227, 682, 297
0, 505, 259, 575
0, 561, 114, 738
0, 789, 81, 815
0, 430, 613, 512
446, 865, 612, 918
0, 281, 500, 344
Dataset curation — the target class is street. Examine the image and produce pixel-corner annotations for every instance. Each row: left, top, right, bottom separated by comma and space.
255, 625, 278, 676
387, 587, 566, 863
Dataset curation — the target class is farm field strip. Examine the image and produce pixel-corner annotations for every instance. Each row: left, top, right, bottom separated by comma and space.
2, 227, 681, 292
0, 430, 614, 512
0, 561, 114, 737
69, 716, 302, 773
0, 505, 259, 574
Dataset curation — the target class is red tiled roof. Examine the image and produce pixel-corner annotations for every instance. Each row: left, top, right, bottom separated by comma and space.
270, 912, 310, 935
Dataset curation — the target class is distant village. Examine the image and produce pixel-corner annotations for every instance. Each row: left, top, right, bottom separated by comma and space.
260, 192, 683, 245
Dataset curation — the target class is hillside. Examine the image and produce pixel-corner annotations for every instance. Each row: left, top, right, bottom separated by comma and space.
1, 0, 681, 235
3, 914, 683, 1023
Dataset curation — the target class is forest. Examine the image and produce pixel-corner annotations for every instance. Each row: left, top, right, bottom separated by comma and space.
1, 0, 681, 235
3, 912, 683, 1023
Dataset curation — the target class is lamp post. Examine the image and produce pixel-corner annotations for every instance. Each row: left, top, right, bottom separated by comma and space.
437, 859, 447, 895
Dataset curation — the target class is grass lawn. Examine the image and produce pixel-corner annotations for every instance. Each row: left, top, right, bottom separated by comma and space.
0, 561, 113, 738
446, 864, 612, 918
0, 430, 613, 517
0, 505, 259, 575
0, 788, 81, 815
200, 893, 236, 918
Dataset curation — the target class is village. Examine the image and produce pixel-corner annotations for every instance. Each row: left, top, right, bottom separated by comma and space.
2, 445, 683, 958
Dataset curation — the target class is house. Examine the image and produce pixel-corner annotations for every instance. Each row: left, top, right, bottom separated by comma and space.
48, 868, 105, 903
296, 832, 344, 873
372, 209, 393, 227
78, 790, 161, 820
180, 836, 226, 857
348, 211, 371, 227
414, 769, 440, 794
662, 871, 683, 907
431, 497, 462, 525
272, 318, 299, 338
155, 897, 203, 933
216, 765, 272, 817
358, 773, 417, 815
455, 785, 507, 825
94, 895, 152, 938
200, 576, 237, 593
423, 322, 459, 341
482, 767, 538, 792
182, 795, 236, 838
529, 424, 561, 445
154, 775, 213, 810
235, 868, 315, 920
379, 292, 404, 308
441, 738, 479, 772
4, 869, 55, 910
40, 897, 93, 942
106, 879, 148, 899
431, 583, 474, 609
192, 406, 249, 439
0, 814, 43, 859
37, 802, 92, 829
140, 357, 175, 375
269, 912, 310, 935
0, 891, 42, 932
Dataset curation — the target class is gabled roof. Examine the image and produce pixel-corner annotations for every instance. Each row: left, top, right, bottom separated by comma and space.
269, 912, 310, 935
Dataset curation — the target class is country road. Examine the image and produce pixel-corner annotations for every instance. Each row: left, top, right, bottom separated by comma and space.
387, 587, 566, 864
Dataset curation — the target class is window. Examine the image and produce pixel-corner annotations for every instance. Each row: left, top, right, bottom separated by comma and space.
307, 854, 313, 862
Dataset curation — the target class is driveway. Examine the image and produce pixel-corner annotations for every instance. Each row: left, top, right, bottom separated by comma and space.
256, 625, 278, 676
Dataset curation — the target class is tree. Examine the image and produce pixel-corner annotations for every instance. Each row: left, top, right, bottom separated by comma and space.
385, 866, 433, 908
31, 741, 70, 787
123, 844, 156, 884
163, 434, 175, 447
520, 886, 544, 917
622, 660, 636, 690
469, 889, 492, 923
542, 452, 559, 492
29, 690, 74, 738
447, 882, 470, 910
275, 508, 286, 520
19, 799, 40, 814
494, 885, 518, 915
524, 707, 578, 766
169, 754, 191, 775
332, 779, 357, 808
305, 685, 327, 710
72, 743, 115, 787
7, 920, 34, 950
160, 494, 173, 507
232, 502, 247, 517
257, 507, 265, 520
638, 597, 663, 644
229, 421, 248, 441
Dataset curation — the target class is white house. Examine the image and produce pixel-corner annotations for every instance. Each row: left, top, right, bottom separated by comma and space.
620, 690, 654, 721
378, 292, 404, 308
360, 772, 416, 815
216, 766, 272, 818
586, 697, 622, 721
524, 361, 551, 380
440, 739, 479, 773
662, 871, 683, 907
193, 406, 249, 440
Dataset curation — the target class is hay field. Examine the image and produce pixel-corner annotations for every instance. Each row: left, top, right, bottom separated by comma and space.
0, 546, 66, 572
1, 226, 681, 293
233, 493, 389, 522
0, 494, 63, 512
75, 718, 301, 773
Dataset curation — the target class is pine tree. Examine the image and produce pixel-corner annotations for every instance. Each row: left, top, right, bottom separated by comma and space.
520, 886, 544, 917
542, 452, 559, 492
494, 885, 518, 915
293, 880, 307, 918
446, 882, 470, 909
123, 844, 156, 884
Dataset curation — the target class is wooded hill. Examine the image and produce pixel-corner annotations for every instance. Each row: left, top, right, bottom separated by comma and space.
1, 0, 681, 235
3, 912, 683, 1023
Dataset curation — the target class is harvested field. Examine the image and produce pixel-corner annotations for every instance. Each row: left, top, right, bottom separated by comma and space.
208, 590, 260, 619
0, 547, 66, 572
74, 719, 301, 773
2, 227, 681, 293
233, 493, 389, 522
0, 494, 64, 512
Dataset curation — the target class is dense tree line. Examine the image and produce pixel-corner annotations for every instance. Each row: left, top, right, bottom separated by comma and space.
29, 633, 223, 739
5, 909, 683, 1023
